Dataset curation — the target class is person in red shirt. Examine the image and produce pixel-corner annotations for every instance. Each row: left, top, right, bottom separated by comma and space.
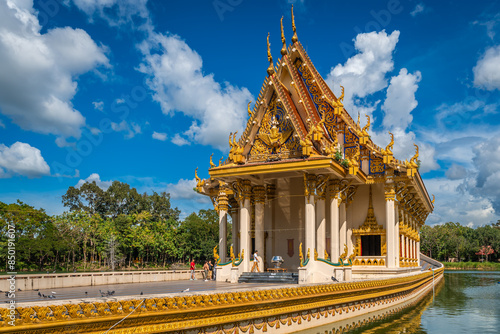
190, 259, 196, 280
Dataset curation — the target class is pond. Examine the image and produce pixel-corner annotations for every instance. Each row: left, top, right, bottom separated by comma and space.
298, 271, 500, 333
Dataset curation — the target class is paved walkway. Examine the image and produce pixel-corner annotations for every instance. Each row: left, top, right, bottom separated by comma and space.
2, 279, 288, 304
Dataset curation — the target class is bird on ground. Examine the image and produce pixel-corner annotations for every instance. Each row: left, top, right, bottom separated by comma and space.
181, 288, 190, 293
17, 288, 22, 291
85, 291, 88, 295
51, 291, 57, 294
140, 292, 143, 295
34, 289, 39, 291
42, 294, 47, 298
331, 276, 338, 282
38, 292, 42, 297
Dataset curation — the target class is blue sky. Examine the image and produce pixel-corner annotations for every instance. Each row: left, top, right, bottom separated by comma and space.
1, 0, 500, 227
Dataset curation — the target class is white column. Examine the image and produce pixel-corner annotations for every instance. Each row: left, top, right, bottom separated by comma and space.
417, 225, 421, 265
218, 187, 229, 263
339, 202, 346, 256
265, 184, 276, 260
254, 186, 266, 269
346, 204, 353, 256
304, 174, 316, 259
239, 180, 252, 272
219, 209, 227, 263
316, 198, 326, 257
230, 205, 239, 255
395, 207, 400, 268
329, 181, 340, 261
400, 234, 405, 265
385, 184, 396, 268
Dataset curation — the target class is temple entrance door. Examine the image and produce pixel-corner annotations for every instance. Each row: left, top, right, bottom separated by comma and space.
361, 235, 381, 256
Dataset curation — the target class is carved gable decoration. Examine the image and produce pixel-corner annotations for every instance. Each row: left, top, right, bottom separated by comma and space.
248, 94, 301, 162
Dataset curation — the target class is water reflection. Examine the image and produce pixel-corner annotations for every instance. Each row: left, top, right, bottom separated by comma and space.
298, 271, 500, 334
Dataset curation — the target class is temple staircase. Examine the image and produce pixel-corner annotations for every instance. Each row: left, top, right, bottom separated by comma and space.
238, 272, 299, 284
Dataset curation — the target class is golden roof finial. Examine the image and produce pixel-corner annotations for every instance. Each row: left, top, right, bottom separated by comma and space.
209, 153, 215, 168
247, 101, 253, 117
291, 5, 298, 43
432, 194, 435, 205
267, 32, 274, 76
280, 16, 287, 56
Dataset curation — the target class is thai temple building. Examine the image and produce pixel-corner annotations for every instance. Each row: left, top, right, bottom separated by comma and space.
196, 9, 434, 284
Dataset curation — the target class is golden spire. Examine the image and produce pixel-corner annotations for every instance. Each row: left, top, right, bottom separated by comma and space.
267, 33, 274, 76
291, 5, 298, 43
280, 16, 287, 55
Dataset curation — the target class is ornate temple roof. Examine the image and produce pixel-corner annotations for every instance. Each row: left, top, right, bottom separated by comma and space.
196, 6, 434, 222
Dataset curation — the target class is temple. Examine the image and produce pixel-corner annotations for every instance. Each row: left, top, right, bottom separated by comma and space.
196, 9, 434, 284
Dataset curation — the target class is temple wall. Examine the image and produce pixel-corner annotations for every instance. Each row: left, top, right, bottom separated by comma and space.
267, 176, 304, 271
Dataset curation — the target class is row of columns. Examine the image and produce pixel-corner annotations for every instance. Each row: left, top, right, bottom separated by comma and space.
217, 176, 421, 271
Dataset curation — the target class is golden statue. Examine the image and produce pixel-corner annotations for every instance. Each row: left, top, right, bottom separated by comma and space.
267, 33, 274, 76
209, 153, 216, 168
258, 115, 292, 149
280, 16, 287, 56
339, 244, 348, 261
324, 249, 329, 260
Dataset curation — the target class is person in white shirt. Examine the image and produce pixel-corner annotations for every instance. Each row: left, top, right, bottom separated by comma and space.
251, 250, 260, 272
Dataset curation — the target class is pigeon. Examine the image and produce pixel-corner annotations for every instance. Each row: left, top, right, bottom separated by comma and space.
17, 288, 22, 292
34, 289, 39, 291
51, 291, 57, 294
181, 288, 190, 293
331, 276, 338, 282
85, 291, 88, 295
140, 292, 143, 295
42, 294, 47, 298
38, 292, 42, 297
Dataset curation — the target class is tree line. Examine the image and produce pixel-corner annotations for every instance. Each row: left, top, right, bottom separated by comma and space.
420, 222, 500, 262
0, 181, 224, 273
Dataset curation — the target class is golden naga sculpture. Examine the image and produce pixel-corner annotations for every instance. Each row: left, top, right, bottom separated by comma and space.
360, 114, 371, 144
258, 115, 292, 149
381, 131, 394, 164
280, 16, 287, 56
324, 249, 329, 260
267, 33, 274, 76
213, 245, 220, 265
247, 101, 253, 117
339, 85, 345, 103
311, 118, 326, 142
314, 248, 318, 261
432, 194, 435, 205
194, 167, 204, 191
230, 245, 236, 266
299, 242, 304, 267
291, 5, 298, 43
219, 156, 224, 166
339, 244, 348, 261
405, 144, 419, 176
209, 153, 216, 168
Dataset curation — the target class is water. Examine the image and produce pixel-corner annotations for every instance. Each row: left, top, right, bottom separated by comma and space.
299, 271, 500, 333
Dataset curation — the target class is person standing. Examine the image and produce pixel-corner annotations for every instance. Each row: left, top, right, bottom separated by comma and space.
203, 261, 209, 281
251, 250, 260, 272
190, 259, 196, 280
208, 260, 213, 280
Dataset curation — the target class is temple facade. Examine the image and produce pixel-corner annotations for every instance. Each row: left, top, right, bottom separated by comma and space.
196, 10, 434, 284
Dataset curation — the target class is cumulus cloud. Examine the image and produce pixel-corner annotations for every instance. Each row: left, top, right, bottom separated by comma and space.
446, 164, 468, 180
166, 178, 199, 200
0, 1, 108, 142
473, 45, 500, 90
76, 173, 112, 189
382, 68, 421, 130
152, 131, 167, 141
111, 120, 142, 138
138, 33, 253, 150
171, 133, 190, 146
326, 30, 399, 118
0, 142, 50, 178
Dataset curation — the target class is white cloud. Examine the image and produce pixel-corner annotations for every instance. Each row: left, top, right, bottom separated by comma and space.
92, 101, 104, 111
473, 45, 500, 91
111, 120, 141, 138
76, 173, 112, 189
382, 68, 421, 130
446, 164, 468, 180
70, 0, 152, 31
0, 142, 50, 178
171, 133, 191, 146
410, 3, 425, 17
0, 1, 108, 142
0, 120, 4, 128
138, 33, 253, 150
152, 131, 167, 141
166, 178, 199, 200
326, 30, 399, 118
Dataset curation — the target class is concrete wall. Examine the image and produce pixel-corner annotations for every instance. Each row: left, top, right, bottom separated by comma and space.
0, 270, 203, 291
